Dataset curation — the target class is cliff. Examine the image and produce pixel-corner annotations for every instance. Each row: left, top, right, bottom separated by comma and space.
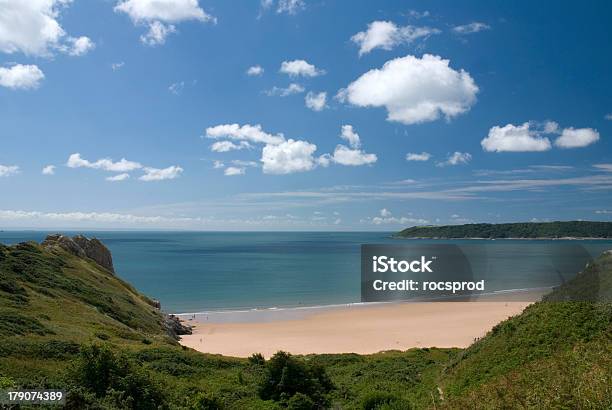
42, 234, 115, 273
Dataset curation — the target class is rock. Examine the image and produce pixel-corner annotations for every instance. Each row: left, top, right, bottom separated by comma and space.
150, 299, 161, 309
165, 314, 192, 339
42, 234, 115, 273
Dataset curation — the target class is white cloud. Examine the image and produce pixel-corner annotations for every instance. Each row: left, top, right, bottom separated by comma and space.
351, 21, 440, 56
42, 165, 55, 175
481, 123, 552, 152
594, 163, 612, 172
168, 81, 185, 94
406, 152, 431, 161
0, 0, 93, 57
139, 165, 183, 181
328, 125, 377, 166
554, 127, 600, 148
331, 145, 377, 166
305, 91, 327, 111
277, 0, 305, 14
246, 65, 264, 76
452, 22, 491, 34
261, 139, 318, 174
543, 120, 559, 134
605, 113, 612, 120
65, 36, 95, 56
437, 151, 471, 166
0, 209, 198, 226
280, 59, 324, 77
66, 153, 143, 172
224, 166, 245, 176
0, 64, 44, 90
210, 140, 251, 152
213, 160, 224, 169
339, 54, 478, 125
106, 173, 130, 182
340, 125, 361, 148
140, 21, 176, 45
111, 62, 125, 71
0, 164, 19, 177
206, 123, 285, 145
115, 0, 216, 46
232, 160, 258, 167
265, 83, 305, 96
371, 210, 429, 225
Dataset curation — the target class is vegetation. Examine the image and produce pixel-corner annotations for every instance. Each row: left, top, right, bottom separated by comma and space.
0, 239, 610, 409
395, 220, 612, 239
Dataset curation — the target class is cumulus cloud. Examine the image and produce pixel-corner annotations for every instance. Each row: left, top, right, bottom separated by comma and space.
114, 0, 216, 46
246, 65, 264, 76
437, 152, 471, 167
0, 64, 44, 90
554, 127, 600, 148
0, 0, 94, 57
406, 152, 431, 161
605, 113, 612, 120
351, 21, 440, 56
206, 123, 285, 145
106, 173, 130, 182
452, 22, 491, 34
380, 208, 392, 217
42, 165, 55, 175
339, 54, 478, 125
224, 166, 245, 176
481, 123, 552, 152
66, 153, 143, 172
65, 36, 95, 56
261, 139, 318, 174
265, 83, 305, 96
168, 81, 185, 95
139, 165, 183, 181
482, 122, 600, 152
210, 140, 251, 152
326, 125, 377, 166
0, 164, 19, 177
280, 59, 325, 77
213, 160, 224, 169
305, 91, 327, 111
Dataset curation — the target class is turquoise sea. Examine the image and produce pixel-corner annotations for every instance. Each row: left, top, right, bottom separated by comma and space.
1, 231, 611, 313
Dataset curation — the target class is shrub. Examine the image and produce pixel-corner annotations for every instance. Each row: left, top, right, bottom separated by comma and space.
258, 351, 333, 407
190, 392, 224, 409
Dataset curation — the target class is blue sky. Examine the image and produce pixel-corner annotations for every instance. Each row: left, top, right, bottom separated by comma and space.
0, 0, 611, 230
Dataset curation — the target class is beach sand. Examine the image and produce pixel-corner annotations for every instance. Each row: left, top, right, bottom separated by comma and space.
179, 300, 532, 357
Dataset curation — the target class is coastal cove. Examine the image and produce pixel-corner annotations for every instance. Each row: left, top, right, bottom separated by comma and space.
1, 231, 611, 314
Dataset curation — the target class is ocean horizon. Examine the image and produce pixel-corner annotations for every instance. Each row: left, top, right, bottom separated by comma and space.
2, 231, 611, 314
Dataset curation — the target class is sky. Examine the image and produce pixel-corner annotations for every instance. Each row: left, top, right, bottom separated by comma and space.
0, 0, 611, 230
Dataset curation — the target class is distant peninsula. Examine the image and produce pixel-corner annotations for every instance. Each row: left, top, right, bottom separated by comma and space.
395, 221, 612, 239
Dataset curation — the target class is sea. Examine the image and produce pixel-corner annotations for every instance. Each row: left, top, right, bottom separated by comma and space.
1, 231, 611, 314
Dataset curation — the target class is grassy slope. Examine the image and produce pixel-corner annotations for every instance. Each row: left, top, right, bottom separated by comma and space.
395, 221, 612, 239
0, 240, 610, 409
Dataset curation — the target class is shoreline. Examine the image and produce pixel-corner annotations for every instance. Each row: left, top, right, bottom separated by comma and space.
178, 289, 544, 358
392, 236, 612, 240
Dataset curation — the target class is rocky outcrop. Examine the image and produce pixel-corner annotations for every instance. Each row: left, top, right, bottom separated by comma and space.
165, 314, 192, 339
42, 234, 115, 273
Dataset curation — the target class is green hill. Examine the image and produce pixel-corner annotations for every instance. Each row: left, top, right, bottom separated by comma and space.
0, 236, 610, 409
395, 221, 612, 239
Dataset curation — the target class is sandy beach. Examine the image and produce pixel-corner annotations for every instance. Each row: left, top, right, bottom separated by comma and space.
179, 300, 532, 357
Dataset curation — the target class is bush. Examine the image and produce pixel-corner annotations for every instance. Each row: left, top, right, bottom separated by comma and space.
258, 351, 333, 407
361, 392, 411, 410
70, 343, 165, 409
286, 392, 315, 410
190, 392, 224, 409
248, 352, 265, 366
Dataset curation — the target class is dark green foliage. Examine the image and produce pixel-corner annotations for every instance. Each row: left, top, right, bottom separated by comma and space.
70, 344, 165, 409
361, 392, 411, 410
259, 351, 333, 407
286, 392, 315, 409
190, 392, 224, 409
0, 310, 52, 336
248, 352, 266, 366
396, 221, 612, 239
